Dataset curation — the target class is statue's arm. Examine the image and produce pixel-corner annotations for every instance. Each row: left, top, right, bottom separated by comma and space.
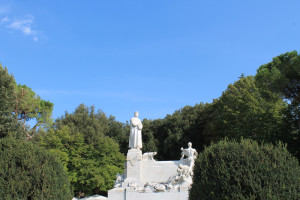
194, 149, 198, 158
131, 118, 138, 126
138, 123, 143, 130
131, 118, 142, 127
180, 148, 185, 159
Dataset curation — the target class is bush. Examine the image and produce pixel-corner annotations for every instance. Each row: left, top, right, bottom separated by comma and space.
189, 139, 300, 200
0, 137, 72, 200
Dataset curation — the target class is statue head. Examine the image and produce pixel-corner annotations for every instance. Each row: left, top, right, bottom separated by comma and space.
134, 111, 139, 117
188, 142, 192, 147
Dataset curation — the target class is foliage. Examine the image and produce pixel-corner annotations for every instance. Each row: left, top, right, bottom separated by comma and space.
0, 64, 53, 139
142, 103, 212, 160
0, 137, 72, 200
211, 76, 287, 143
40, 104, 126, 197
255, 51, 300, 159
54, 104, 129, 153
141, 74, 298, 161
255, 51, 300, 105
0, 65, 23, 138
14, 84, 54, 139
189, 139, 300, 200
141, 119, 158, 153
106, 115, 129, 154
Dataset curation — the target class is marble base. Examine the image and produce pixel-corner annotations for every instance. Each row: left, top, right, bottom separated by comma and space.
108, 149, 191, 200
109, 187, 188, 200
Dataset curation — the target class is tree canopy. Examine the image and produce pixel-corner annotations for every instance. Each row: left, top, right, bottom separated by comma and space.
40, 104, 126, 197
0, 64, 53, 139
255, 51, 300, 105
0, 65, 20, 138
14, 84, 53, 139
211, 76, 287, 143
255, 51, 300, 158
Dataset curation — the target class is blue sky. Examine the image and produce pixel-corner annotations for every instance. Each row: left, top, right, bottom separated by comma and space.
0, 0, 299, 123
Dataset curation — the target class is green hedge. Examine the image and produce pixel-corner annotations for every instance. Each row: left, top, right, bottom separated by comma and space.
0, 137, 72, 200
189, 139, 300, 200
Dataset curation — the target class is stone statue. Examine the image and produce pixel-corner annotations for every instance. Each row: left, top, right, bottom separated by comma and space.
142, 152, 157, 161
180, 142, 198, 171
167, 164, 193, 189
114, 173, 124, 188
129, 111, 143, 149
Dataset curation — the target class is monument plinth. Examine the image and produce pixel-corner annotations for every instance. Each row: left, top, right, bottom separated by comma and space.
123, 149, 143, 187
108, 112, 197, 200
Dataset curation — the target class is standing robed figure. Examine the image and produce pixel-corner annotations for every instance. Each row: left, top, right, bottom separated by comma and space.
129, 112, 143, 149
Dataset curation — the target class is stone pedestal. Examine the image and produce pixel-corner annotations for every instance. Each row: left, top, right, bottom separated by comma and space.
123, 149, 143, 187
108, 188, 125, 200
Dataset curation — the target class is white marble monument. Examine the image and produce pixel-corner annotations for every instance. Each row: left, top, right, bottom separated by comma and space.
108, 112, 197, 200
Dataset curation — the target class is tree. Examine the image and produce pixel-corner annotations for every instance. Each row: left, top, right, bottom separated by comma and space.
141, 103, 212, 160
255, 51, 300, 129
40, 104, 126, 197
211, 76, 287, 143
141, 119, 158, 153
0, 64, 53, 139
255, 51, 300, 106
0, 137, 72, 200
0, 65, 22, 138
106, 116, 129, 154
255, 51, 300, 159
189, 139, 300, 200
54, 104, 109, 145
54, 104, 130, 154
14, 84, 53, 139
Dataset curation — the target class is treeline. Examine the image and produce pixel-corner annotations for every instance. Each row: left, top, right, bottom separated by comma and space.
141, 51, 300, 162
0, 51, 299, 198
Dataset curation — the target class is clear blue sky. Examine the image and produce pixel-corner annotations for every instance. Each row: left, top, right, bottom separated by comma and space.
0, 0, 299, 123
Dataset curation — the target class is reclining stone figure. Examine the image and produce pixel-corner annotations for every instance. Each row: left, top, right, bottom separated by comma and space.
142, 152, 157, 161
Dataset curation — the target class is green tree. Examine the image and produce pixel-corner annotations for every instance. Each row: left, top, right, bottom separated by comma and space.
14, 84, 53, 139
189, 139, 300, 200
0, 64, 53, 139
0, 65, 22, 138
0, 65, 16, 137
54, 104, 109, 145
142, 103, 212, 160
211, 76, 287, 143
0, 137, 72, 200
40, 104, 126, 197
55, 104, 129, 154
255, 51, 300, 159
106, 116, 129, 154
141, 119, 158, 153
255, 51, 300, 108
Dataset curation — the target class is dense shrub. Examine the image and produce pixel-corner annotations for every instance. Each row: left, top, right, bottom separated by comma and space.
189, 139, 300, 200
0, 137, 72, 200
